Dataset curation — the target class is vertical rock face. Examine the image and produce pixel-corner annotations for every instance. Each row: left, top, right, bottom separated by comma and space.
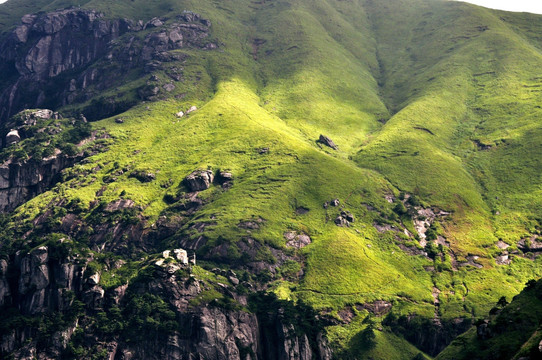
0, 9, 134, 121
0, 245, 333, 359
12, 246, 88, 316
0, 9, 215, 123
0, 154, 80, 212
0, 259, 11, 307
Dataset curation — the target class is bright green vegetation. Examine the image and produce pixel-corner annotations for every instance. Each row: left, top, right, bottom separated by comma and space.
437, 279, 542, 360
2, 0, 542, 358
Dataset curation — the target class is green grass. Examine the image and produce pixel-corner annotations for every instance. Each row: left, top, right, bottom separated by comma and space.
3, 0, 542, 358
437, 279, 542, 360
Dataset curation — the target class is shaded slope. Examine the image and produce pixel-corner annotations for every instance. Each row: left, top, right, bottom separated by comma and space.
437, 279, 542, 360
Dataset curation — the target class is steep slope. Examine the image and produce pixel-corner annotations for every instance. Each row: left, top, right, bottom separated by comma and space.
437, 279, 542, 360
0, 0, 542, 358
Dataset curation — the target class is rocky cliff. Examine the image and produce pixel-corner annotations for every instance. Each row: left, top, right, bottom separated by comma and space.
0, 244, 331, 359
0, 8, 215, 122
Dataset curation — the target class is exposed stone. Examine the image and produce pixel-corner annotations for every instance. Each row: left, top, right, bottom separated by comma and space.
163, 83, 175, 92
330, 198, 340, 207
146, 17, 164, 28
318, 134, 338, 150
186, 105, 198, 114
88, 273, 100, 286
173, 248, 189, 264
0, 9, 214, 122
341, 211, 354, 223
238, 218, 264, 230
477, 320, 492, 339
296, 206, 309, 214
104, 199, 135, 212
30, 109, 53, 120
215, 170, 233, 188
360, 300, 393, 315
83, 286, 105, 310
284, 231, 312, 248
334, 215, 349, 227
115, 118, 124, 124
184, 170, 214, 191
130, 170, 156, 182
496, 240, 510, 250
496, 253, 511, 265
175, 111, 185, 118
6, 129, 21, 145
0, 259, 11, 307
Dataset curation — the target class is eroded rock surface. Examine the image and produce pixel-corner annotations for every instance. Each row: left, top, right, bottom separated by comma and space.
0, 9, 215, 122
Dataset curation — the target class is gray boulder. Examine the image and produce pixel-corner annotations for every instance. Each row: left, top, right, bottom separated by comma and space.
6, 130, 21, 145
318, 134, 338, 150
184, 170, 214, 191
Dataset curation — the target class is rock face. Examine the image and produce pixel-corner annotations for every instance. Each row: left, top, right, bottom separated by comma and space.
0, 245, 332, 359
5, 130, 20, 145
318, 134, 338, 150
0, 9, 215, 122
184, 169, 214, 191
284, 231, 312, 248
0, 154, 81, 212
0, 259, 11, 308
0, 9, 131, 121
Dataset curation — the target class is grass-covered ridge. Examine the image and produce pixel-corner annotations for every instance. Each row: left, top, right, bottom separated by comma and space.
2, 0, 542, 358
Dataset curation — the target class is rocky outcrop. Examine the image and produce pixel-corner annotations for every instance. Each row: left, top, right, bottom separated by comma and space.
318, 134, 338, 150
0, 9, 215, 122
0, 154, 81, 212
0, 9, 133, 121
384, 314, 472, 356
0, 230, 332, 360
284, 231, 312, 248
0, 259, 10, 307
5, 130, 20, 145
12, 245, 87, 316
184, 169, 214, 191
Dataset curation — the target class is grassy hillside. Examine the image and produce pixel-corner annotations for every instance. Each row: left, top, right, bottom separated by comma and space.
437, 279, 542, 360
2, 0, 542, 358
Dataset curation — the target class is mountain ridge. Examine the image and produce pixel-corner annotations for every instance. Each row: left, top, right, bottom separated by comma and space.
0, 0, 542, 358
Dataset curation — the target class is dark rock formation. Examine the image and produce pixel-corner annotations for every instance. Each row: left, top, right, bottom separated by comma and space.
384, 314, 472, 356
318, 134, 338, 150
184, 169, 214, 191
5, 130, 20, 145
0, 8, 215, 123
216, 170, 233, 188
0, 243, 332, 359
0, 154, 81, 212
476, 319, 492, 340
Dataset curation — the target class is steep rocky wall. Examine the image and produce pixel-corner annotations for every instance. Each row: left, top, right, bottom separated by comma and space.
0, 9, 215, 123
0, 154, 79, 212
0, 9, 132, 121
0, 245, 332, 359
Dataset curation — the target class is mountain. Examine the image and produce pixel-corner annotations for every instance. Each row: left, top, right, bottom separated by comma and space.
0, 0, 542, 358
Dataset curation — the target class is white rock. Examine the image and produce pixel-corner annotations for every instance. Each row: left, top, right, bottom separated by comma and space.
88, 273, 100, 285
174, 248, 188, 264
5, 129, 20, 145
